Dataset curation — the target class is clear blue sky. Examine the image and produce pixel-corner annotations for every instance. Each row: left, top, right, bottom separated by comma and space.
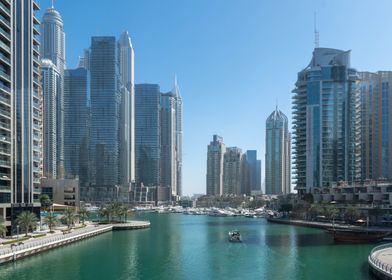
38, 0, 392, 196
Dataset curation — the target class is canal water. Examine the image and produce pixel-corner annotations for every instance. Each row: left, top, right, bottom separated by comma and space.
0, 213, 378, 280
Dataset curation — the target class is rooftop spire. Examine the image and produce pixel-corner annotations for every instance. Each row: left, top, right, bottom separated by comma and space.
314, 12, 319, 48
51, 0, 54, 8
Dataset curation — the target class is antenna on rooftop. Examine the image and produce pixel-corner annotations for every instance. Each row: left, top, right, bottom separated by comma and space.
314, 12, 319, 48
51, 0, 54, 8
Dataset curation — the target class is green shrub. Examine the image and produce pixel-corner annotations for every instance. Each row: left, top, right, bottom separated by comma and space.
2, 236, 30, 245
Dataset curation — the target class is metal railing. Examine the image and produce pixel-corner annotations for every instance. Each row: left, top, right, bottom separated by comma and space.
368, 243, 392, 276
0, 225, 113, 257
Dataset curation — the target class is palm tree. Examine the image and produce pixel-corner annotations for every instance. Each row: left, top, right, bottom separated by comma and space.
117, 205, 130, 222
62, 208, 76, 229
0, 216, 7, 237
78, 206, 90, 225
44, 213, 58, 233
40, 194, 52, 212
107, 202, 121, 222
16, 211, 38, 237
98, 205, 109, 223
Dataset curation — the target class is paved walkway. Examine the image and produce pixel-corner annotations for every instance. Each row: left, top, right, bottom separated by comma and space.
268, 218, 392, 232
0, 220, 150, 264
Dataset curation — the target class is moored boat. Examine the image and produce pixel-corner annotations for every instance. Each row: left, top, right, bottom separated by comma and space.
326, 228, 390, 243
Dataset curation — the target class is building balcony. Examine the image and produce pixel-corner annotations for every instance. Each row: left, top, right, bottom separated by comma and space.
0, 2, 10, 17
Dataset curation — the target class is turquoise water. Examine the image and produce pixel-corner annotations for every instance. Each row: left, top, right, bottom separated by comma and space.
0, 213, 377, 280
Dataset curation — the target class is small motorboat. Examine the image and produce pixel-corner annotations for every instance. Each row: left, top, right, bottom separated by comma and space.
228, 230, 242, 242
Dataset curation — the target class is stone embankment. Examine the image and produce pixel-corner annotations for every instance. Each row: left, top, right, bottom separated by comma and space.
0, 220, 150, 265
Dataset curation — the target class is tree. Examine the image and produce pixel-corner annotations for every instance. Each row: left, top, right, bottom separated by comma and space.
98, 205, 109, 222
117, 205, 131, 222
308, 204, 323, 220
62, 208, 76, 229
302, 193, 314, 204
0, 216, 6, 237
279, 204, 293, 213
324, 205, 339, 221
44, 213, 58, 233
78, 206, 90, 225
40, 195, 52, 212
344, 207, 360, 224
16, 211, 38, 237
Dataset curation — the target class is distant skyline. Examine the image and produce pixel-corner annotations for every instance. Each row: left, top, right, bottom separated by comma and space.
38, 0, 392, 195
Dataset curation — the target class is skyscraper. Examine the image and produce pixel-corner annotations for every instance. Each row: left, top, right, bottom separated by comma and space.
40, 5, 65, 178
0, 0, 42, 232
223, 147, 244, 195
292, 48, 361, 195
173, 78, 183, 197
245, 150, 261, 192
63, 67, 90, 189
160, 92, 177, 199
135, 84, 161, 187
89, 37, 120, 188
206, 135, 226, 195
265, 107, 291, 195
41, 59, 61, 179
360, 71, 392, 181
118, 31, 135, 184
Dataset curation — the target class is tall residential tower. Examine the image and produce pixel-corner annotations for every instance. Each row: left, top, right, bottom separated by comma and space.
40, 5, 65, 178
0, 0, 43, 233
292, 48, 361, 195
265, 107, 291, 195
206, 135, 226, 195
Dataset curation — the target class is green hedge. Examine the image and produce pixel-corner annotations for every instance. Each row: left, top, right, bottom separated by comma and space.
2, 236, 30, 245
32, 233, 47, 238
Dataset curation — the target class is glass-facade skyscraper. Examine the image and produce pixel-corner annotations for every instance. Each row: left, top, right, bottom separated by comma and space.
90, 36, 120, 187
41, 59, 61, 178
360, 71, 392, 181
40, 5, 65, 178
293, 48, 361, 195
118, 31, 135, 185
245, 150, 261, 192
173, 78, 183, 197
135, 84, 161, 187
63, 68, 90, 189
265, 107, 291, 195
160, 91, 177, 198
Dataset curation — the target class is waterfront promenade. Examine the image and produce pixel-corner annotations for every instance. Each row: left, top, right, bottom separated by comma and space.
0, 220, 150, 265
369, 244, 392, 279
267, 217, 392, 232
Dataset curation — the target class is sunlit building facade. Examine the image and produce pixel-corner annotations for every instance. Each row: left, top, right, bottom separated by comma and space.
206, 135, 226, 195
265, 108, 291, 195
292, 48, 361, 195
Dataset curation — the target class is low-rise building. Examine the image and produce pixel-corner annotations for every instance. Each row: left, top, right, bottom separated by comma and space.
41, 178, 80, 208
